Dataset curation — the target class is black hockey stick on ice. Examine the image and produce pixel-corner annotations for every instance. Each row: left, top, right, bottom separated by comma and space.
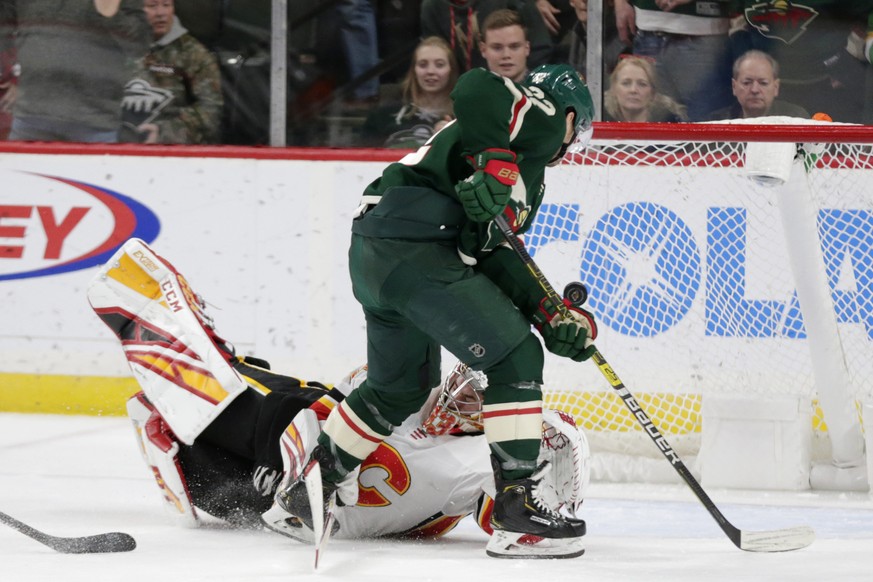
492, 214, 814, 552
0, 510, 136, 554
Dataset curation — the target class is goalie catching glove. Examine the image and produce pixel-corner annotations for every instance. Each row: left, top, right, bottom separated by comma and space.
456, 148, 519, 222
532, 296, 598, 362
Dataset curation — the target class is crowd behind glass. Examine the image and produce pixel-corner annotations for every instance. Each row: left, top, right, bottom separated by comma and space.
0, 1, 871, 148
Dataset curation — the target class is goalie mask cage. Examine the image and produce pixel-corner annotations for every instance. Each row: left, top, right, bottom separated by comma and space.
534, 120, 873, 490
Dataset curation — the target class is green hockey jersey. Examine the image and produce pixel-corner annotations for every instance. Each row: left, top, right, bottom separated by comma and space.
352, 67, 568, 261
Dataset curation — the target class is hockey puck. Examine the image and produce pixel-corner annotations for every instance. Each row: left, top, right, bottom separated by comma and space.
563, 282, 588, 306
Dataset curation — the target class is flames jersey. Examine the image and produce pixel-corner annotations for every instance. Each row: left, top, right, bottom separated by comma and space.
336, 415, 493, 539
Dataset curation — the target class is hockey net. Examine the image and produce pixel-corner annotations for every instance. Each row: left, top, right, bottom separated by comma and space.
533, 120, 873, 484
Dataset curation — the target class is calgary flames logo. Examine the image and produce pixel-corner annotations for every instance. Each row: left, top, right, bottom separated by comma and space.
744, 1, 819, 45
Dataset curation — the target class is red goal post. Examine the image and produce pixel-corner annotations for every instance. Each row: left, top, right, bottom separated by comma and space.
536, 120, 873, 489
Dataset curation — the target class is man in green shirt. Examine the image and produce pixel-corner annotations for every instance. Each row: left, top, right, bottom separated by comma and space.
275, 64, 597, 559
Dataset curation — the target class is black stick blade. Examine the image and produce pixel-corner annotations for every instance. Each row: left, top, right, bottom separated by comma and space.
2, 510, 136, 554
50, 531, 137, 554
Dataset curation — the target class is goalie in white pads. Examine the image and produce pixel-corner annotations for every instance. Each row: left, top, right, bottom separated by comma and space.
262, 363, 590, 550
89, 239, 591, 554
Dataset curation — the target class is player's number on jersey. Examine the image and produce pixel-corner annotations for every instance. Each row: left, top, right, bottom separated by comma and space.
356, 443, 411, 507
522, 86, 557, 117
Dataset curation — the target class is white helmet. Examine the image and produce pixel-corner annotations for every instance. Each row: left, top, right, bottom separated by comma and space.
420, 362, 590, 512
422, 362, 487, 436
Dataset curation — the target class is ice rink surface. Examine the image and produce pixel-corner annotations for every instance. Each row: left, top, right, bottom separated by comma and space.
1, 412, 871, 582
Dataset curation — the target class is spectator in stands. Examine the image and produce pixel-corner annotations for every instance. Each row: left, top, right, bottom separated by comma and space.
0, 34, 14, 140
566, 0, 628, 79
0, 0, 150, 142
533, 0, 574, 36
603, 55, 687, 122
613, 0, 732, 121
338, 0, 381, 109
0, 0, 13, 138
729, 1, 872, 124
120, 0, 223, 144
421, 0, 487, 72
528, 0, 583, 64
479, 9, 530, 82
708, 50, 808, 120
360, 36, 458, 148
420, 1, 564, 73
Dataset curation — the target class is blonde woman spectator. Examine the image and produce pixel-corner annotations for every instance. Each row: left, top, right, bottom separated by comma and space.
604, 55, 687, 122
361, 36, 459, 148
614, 0, 732, 121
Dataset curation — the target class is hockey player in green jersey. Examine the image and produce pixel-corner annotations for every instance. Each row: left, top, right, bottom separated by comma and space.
273, 64, 596, 559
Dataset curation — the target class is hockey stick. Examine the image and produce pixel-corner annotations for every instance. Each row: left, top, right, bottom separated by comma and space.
0, 510, 136, 554
492, 214, 815, 552
305, 461, 327, 570
300, 458, 338, 571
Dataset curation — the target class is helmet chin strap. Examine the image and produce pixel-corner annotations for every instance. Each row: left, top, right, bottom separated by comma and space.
549, 124, 594, 165
547, 132, 576, 167
548, 110, 584, 166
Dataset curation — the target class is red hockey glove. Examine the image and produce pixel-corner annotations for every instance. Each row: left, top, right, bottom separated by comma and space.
532, 296, 598, 362
456, 148, 519, 222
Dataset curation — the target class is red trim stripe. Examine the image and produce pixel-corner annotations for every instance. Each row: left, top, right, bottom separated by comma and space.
507, 95, 528, 136
337, 404, 384, 443
477, 496, 494, 535
482, 406, 542, 419
309, 399, 334, 422
0, 142, 408, 161
404, 515, 465, 539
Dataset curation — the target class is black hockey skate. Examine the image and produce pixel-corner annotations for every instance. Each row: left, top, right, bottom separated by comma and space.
265, 445, 342, 544
487, 460, 586, 559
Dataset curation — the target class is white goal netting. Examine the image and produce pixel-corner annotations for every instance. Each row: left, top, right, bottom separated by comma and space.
532, 121, 873, 483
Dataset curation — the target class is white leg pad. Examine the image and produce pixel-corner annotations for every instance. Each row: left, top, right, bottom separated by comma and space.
127, 392, 199, 527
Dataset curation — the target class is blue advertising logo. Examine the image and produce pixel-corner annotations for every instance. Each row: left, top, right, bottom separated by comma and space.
527, 202, 873, 340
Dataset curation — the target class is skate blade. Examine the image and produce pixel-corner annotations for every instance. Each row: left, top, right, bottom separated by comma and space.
305, 462, 332, 570
485, 530, 585, 559
260, 503, 315, 544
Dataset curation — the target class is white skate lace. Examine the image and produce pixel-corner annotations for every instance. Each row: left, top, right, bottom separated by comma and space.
530, 462, 561, 518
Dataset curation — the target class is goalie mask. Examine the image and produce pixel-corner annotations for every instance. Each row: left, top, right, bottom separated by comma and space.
422, 362, 487, 436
